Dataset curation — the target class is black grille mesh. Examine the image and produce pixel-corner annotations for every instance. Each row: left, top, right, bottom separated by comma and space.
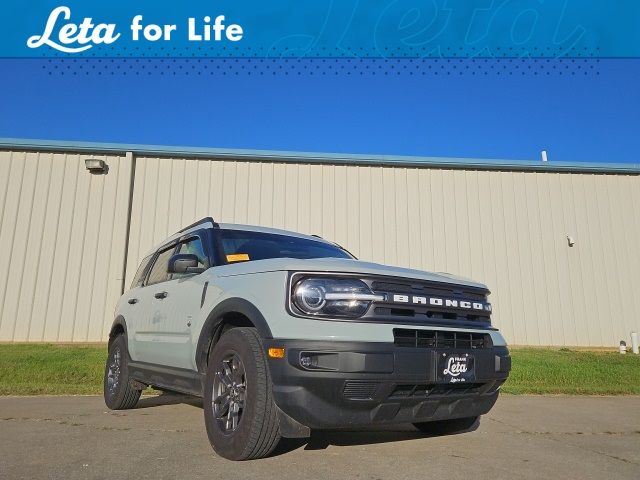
343, 381, 379, 400
390, 383, 485, 398
393, 328, 492, 349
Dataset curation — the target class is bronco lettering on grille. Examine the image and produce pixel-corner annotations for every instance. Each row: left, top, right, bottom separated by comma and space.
391, 294, 491, 312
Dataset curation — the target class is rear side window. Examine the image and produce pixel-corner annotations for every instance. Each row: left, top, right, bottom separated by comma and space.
130, 255, 152, 289
146, 247, 175, 286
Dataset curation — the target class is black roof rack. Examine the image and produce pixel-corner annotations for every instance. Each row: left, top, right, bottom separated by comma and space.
178, 216, 220, 233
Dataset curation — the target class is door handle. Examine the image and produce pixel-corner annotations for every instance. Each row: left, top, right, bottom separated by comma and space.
154, 291, 168, 299
128, 298, 138, 305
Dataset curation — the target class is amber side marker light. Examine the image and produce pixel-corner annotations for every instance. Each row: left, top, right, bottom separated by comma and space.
268, 347, 286, 359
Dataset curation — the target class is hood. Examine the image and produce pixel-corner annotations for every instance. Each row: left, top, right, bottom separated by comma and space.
213, 257, 487, 290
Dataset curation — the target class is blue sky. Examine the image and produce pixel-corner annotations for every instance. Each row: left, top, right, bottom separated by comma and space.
0, 58, 638, 162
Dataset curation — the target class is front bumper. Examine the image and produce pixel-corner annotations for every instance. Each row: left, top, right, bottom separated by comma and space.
265, 339, 511, 431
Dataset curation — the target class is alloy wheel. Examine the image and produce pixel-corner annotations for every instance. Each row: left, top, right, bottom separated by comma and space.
212, 353, 246, 433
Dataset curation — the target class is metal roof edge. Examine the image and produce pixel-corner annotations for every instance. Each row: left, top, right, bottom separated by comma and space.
0, 137, 638, 174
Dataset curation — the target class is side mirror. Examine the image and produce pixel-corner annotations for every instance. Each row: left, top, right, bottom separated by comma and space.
168, 254, 205, 274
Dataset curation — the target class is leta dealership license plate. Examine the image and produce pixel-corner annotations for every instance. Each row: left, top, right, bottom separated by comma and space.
436, 353, 475, 384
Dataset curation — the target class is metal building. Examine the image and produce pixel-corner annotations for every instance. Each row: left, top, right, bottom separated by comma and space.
1, 139, 639, 347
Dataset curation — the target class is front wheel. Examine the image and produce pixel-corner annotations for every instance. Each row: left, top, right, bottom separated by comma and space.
103, 334, 141, 410
203, 327, 281, 460
413, 416, 479, 435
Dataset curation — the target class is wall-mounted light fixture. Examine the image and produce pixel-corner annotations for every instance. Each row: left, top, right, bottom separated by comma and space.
84, 158, 108, 174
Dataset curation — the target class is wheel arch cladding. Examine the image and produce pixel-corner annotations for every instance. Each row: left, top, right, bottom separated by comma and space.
195, 297, 273, 373
108, 316, 127, 344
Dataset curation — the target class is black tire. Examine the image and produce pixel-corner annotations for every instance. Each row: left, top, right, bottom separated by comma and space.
413, 416, 479, 435
204, 327, 281, 460
103, 334, 141, 410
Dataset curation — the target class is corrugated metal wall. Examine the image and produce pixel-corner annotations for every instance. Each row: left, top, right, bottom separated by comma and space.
0, 150, 132, 342
126, 156, 640, 347
1, 148, 639, 346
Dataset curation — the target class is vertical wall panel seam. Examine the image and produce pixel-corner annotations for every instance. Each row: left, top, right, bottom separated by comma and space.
12, 152, 41, 340
0, 152, 13, 237
559, 175, 578, 344
568, 174, 590, 344
166, 157, 175, 235
55, 154, 79, 340
257, 162, 264, 225
134, 159, 146, 266
100, 156, 122, 340
400, 169, 408, 265
523, 173, 541, 344
24, 152, 52, 340
549, 174, 566, 345
180, 158, 188, 227
472, 171, 483, 279
599, 176, 620, 345
416, 169, 425, 268
151, 158, 162, 242
83, 159, 107, 341
0, 152, 26, 339
0, 152, 18, 331
511, 172, 528, 344
583, 175, 604, 345
270, 163, 275, 227
497, 173, 516, 341
204, 159, 211, 219
39, 155, 66, 341
428, 171, 436, 266
619, 177, 639, 327
118, 153, 135, 296
69, 163, 94, 341
483, 172, 499, 333
534, 173, 554, 345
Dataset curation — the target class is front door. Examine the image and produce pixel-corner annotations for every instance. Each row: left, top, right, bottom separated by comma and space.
148, 234, 210, 370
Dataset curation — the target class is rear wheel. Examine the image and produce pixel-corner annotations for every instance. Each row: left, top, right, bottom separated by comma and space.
413, 416, 479, 435
203, 327, 281, 460
103, 334, 141, 410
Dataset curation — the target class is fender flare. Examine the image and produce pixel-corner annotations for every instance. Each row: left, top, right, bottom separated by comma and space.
195, 297, 273, 373
108, 315, 128, 342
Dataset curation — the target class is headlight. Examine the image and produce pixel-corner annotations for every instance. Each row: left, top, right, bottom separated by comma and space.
291, 277, 385, 318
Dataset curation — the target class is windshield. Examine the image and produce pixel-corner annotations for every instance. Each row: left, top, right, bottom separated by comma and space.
217, 229, 353, 263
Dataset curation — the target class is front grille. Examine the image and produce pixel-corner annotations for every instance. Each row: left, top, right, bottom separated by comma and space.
367, 279, 491, 326
343, 381, 380, 400
371, 280, 486, 302
389, 383, 486, 399
393, 328, 493, 349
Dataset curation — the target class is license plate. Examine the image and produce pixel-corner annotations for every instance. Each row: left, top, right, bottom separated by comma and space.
437, 352, 475, 384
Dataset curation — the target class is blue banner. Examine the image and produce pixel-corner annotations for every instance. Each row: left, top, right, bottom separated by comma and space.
2, 1, 638, 58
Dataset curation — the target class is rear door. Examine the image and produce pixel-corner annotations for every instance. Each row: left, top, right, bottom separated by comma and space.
120, 254, 153, 362
133, 244, 177, 365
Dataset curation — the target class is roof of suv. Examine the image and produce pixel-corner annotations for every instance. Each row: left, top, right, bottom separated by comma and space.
145, 219, 335, 257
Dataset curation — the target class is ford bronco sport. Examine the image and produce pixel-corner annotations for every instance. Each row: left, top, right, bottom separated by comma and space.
104, 217, 511, 460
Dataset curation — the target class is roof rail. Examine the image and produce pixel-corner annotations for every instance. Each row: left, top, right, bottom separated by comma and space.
178, 216, 220, 233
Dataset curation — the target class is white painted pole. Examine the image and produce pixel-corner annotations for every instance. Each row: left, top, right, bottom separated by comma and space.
631, 332, 639, 354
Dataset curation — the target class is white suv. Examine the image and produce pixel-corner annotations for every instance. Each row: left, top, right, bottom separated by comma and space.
104, 217, 511, 460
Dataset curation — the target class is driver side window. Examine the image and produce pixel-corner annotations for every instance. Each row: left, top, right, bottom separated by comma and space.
172, 236, 208, 279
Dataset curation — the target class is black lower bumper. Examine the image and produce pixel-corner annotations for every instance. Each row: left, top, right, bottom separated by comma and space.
265, 339, 511, 431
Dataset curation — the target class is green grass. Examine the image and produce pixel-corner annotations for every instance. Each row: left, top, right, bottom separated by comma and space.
0, 344, 107, 395
0, 344, 639, 396
502, 348, 640, 395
